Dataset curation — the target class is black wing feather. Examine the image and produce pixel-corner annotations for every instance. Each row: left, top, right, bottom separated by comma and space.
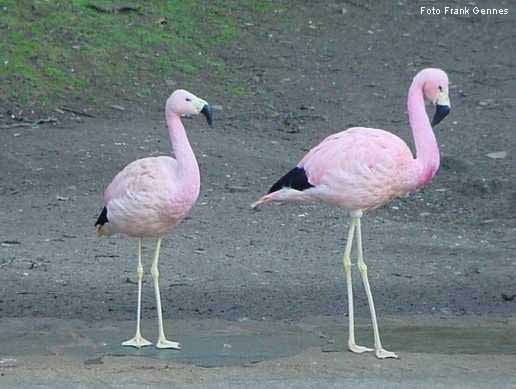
95, 206, 109, 227
268, 166, 314, 193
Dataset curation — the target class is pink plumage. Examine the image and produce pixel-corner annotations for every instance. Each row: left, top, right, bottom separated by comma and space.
253, 69, 450, 211
97, 90, 212, 238
95, 89, 213, 349
252, 68, 451, 359
298, 127, 418, 210
101, 155, 198, 237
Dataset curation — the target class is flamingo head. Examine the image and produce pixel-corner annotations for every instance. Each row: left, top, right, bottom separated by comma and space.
166, 89, 213, 126
420, 68, 451, 126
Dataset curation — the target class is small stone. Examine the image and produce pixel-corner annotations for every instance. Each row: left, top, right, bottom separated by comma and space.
486, 151, 507, 159
226, 185, 248, 193
0, 358, 17, 368
84, 357, 104, 365
1, 240, 21, 246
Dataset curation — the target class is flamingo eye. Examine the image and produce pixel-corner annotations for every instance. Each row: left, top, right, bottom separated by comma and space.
438, 86, 443, 92
185, 98, 192, 102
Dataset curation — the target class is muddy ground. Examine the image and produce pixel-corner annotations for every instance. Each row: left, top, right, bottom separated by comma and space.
1, 1, 515, 386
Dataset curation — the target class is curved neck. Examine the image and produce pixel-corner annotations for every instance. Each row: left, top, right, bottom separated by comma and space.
408, 78, 440, 187
166, 112, 200, 183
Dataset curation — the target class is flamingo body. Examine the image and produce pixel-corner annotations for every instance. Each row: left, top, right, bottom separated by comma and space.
253, 69, 449, 212
100, 155, 199, 238
95, 89, 212, 349
252, 68, 451, 359
294, 127, 420, 210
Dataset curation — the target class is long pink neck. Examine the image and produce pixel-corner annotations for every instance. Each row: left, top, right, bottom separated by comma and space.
166, 112, 200, 186
408, 78, 440, 188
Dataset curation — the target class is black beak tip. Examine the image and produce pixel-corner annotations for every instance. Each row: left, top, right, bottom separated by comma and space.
431, 104, 451, 127
201, 104, 213, 127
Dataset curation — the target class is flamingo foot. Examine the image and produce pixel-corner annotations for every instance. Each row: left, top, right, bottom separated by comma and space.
155, 338, 181, 350
348, 342, 374, 354
122, 334, 153, 348
375, 348, 398, 359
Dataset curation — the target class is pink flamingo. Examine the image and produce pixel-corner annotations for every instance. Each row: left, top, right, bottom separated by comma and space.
95, 89, 212, 349
252, 68, 451, 359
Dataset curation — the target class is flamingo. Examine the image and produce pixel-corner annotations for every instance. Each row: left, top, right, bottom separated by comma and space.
95, 89, 213, 349
252, 68, 451, 359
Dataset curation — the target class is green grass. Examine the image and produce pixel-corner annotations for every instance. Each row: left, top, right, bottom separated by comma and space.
0, 0, 273, 111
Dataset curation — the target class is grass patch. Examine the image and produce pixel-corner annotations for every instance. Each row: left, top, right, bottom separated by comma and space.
0, 0, 273, 112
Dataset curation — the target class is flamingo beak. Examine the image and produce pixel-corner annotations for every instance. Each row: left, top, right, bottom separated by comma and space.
201, 104, 213, 127
431, 91, 451, 126
431, 104, 450, 126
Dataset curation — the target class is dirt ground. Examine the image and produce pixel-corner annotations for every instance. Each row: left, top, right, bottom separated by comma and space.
1, 1, 515, 387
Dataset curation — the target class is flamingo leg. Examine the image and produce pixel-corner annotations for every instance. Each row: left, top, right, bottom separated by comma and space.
343, 218, 373, 354
355, 216, 398, 359
122, 238, 152, 348
150, 239, 181, 350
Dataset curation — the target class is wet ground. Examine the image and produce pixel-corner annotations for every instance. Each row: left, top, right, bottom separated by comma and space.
1, 0, 515, 387
1, 316, 515, 387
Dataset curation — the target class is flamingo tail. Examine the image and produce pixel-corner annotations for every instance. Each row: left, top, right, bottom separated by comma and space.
250, 193, 276, 209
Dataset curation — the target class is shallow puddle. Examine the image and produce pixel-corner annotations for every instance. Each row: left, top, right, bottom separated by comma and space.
322, 325, 516, 355
105, 332, 322, 367
1, 317, 515, 368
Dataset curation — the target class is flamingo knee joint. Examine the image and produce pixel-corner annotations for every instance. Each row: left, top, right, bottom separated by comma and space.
136, 264, 144, 279
343, 257, 352, 273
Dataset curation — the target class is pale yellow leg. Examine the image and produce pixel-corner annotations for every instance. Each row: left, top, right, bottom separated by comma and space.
355, 216, 398, 359
151, 239, 181, 350
343, 218, 373, 354
122, 238, 152, 348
